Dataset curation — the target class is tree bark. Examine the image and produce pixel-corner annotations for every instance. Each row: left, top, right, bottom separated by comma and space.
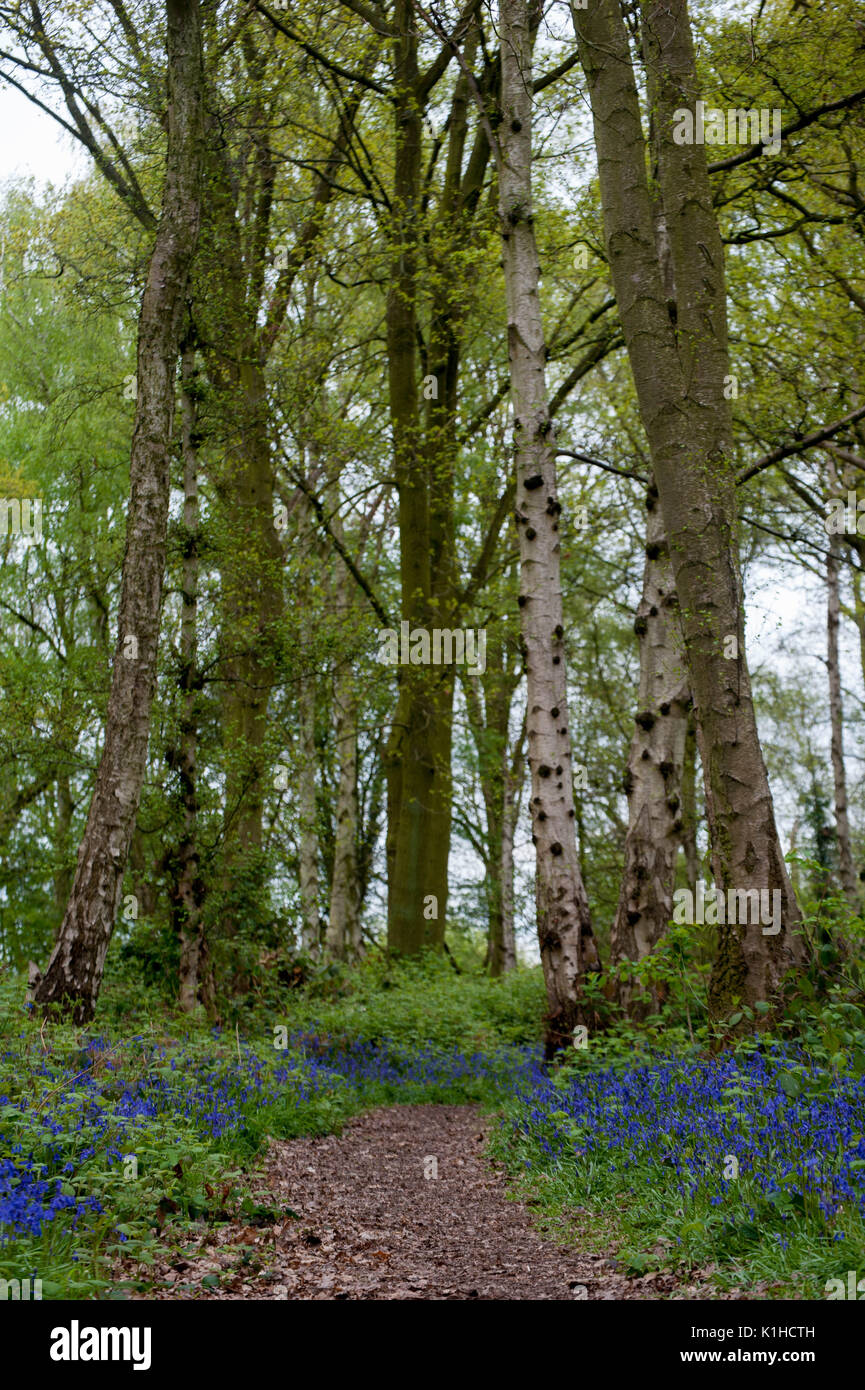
499, 0, 600, 1052
198, 198, 282, 926
572, 0, 803, 1020
852, 561, 865, 694
53, 771, 73, 914
383, 0, 453, 954
194, 80, 361, 942
173, 341, 209, 1011
680, 711, 700, 895
326, 521, 361, 960
34, 0, 205, 1023
499, 716, 525, 974
383, 19, 493, 955
463, 626, 524, 975
826, 527, 858, 905
611, 482, 690, 1015
129, 829, 159, 920
298, 655, 321, 959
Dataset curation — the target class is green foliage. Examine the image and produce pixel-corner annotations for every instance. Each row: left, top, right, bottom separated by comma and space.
227, 948, 548, 1051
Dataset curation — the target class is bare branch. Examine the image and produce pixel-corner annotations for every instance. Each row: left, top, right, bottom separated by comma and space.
556, 451, 647, 484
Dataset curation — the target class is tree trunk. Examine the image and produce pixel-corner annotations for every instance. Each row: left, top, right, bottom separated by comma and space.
53, 771, 73, 914
298, 664, 320, 959
193, 122, 281, 944
326, 524, 361, 960
129, 829, 159, 920
326, 687, 360, 960
464, 627, 524, 975
194, 88, 358, 943
499, 717, 525, 974
826, 528, 858, 905
213, 356, 282, 890
173, 341, 209, 1012
464, 630, 505, 972
34, 0, 204, 1023
499, 0, 600, 1053
611, 482, 690, 1015
851, 556, 865, 692
572, 0, 803, 1021
384, 0, 453, 953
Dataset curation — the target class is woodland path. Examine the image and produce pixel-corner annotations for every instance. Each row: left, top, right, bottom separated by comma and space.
134, 1105, 729, 1301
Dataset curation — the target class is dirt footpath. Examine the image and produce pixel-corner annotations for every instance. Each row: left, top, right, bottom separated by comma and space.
130, 1104, 729, 1300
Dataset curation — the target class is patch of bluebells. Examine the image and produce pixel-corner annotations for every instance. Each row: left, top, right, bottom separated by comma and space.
286, 1031, 543, 1095
10, 1028, 860, 1250
0, 1031, 540, 1241
504, 1046, 865, 1234
0, 1155, 101, 1239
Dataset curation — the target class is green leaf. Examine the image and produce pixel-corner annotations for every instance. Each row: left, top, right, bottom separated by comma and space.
623, 1250, 654, 1274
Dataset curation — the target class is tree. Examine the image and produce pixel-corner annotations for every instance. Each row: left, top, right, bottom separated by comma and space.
610, 481, 691, 1016
499, 0, 600, 1048
825, 472, 858, 907
572, 0, 804, 1019
33, 0, 206, 1022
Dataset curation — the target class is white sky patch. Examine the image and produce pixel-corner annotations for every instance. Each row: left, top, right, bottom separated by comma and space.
0, 82, 86, 186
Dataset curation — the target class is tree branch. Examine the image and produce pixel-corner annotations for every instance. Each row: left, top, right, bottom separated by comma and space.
708, 87, 865, 174
256, 2, 390, 96
285, 465, 392, 628
556, 450, 647, 484
736, 404, 865, 485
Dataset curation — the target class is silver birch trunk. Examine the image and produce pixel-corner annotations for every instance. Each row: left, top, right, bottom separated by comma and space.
499, 0, 600, 1049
